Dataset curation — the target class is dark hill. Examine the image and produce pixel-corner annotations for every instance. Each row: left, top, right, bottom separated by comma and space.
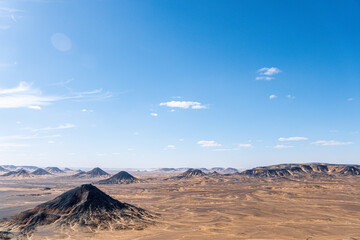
177, 169, 206, 178
86, 167, 110, 177
0, 184, 157, 237
32, 168, 52, 176
72, 167, 110, 178
45, 167, 64, 174
97, 171, 140, 184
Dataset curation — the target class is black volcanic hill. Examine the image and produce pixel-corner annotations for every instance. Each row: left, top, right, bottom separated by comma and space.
0, 184, 157, 236
45, 167, 64, 174
177, 169, 206, 178
1, 169, 32, 178
86, 167, 109, 177
97, 171, 140, 184
240, 163, 360, 178
72, 167, 110, 178
32, 168, 52, 176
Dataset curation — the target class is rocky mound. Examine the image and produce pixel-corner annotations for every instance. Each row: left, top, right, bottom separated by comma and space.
87, 167, 109, 176
0, 184, 157, 237
63, 168, 73, 172
1, 169, 32, 178
31, 168, 52, 176
72, 167, 110, 178
97, 171, 140, 184
177, 169, 206, 178
45, 167, 64, 174
240, 163, 360, 178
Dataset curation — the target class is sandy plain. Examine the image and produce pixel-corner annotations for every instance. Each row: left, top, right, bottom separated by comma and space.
0, 172, 360, 240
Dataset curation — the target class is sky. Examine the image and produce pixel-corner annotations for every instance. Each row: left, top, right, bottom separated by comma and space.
0, 0, 359, 169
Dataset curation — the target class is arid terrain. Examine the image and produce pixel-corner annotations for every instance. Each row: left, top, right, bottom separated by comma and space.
0, 165, 360, 239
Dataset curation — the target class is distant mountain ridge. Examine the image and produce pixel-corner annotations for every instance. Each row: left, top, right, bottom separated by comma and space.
45, 167, 64, 174
1, 169, 33, 178
240, 163, 360, 178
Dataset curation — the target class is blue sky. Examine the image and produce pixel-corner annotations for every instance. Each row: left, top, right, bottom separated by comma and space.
0, 0, 359, 169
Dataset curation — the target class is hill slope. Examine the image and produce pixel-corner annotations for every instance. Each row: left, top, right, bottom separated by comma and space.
97, 171, 140, 184
0, 184, 157, 237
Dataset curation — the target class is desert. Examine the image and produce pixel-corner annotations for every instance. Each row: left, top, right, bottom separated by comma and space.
1, 164, 360, 239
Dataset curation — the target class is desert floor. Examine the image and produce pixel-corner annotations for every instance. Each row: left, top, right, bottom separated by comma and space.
0, 172, 360, 240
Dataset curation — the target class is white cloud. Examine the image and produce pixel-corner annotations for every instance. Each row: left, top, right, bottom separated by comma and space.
160, 101, 207, 109
197, 140, 221, 148
278, 137, 308, 142
31, 123, 75, 132
48, 140, 55, 144
0, 81, 109, 109
348, 98, 353, 101
81, 109, 94, 113
269, 94, 277, 99
28, 105, 42, 110
238, 143, 254, 148
165, 145, 176, 150
150, 113, 158, 117
256, 76, 274, 81
287, 94, 295, 99
274, 145, 294, 149
258, 67, 281, 76
0, 81, 34, 95
311, 140, 354, 146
